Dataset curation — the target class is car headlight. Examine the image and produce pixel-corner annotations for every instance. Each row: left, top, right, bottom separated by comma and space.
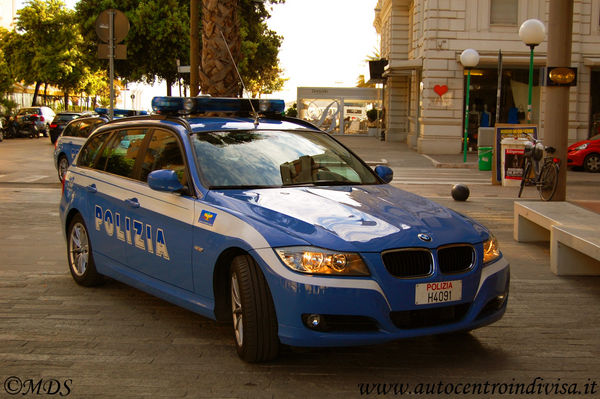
483, 234, 501, 264
275, 246, 370, 276
574, 143, 589, 151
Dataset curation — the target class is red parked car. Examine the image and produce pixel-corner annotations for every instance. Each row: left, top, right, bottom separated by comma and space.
568, 134, 600, 172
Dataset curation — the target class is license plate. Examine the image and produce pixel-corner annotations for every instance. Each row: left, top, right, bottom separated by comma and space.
415, 280, 462, 305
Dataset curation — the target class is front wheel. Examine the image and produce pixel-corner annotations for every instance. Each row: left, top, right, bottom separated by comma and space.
67, 214, 102, 286
518, 159, 531, 198
583, 153, 600, 173
538, 161, 559, 201
230, 254, 279, 362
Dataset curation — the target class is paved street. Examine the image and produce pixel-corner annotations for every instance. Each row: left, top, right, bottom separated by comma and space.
1, 137, 599, 398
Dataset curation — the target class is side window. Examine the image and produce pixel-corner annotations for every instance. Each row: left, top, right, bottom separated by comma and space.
140, 129, 186, 185
77, 132, 110, 168
102, 129, 147, 179
76, 119, 101, 138
62, 122, 79, 138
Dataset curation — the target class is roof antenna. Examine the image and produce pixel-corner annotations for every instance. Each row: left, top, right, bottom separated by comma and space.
218, 29, 259, 127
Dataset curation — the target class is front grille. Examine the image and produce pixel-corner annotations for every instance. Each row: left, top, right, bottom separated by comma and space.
390, 303, 471, 329
382, 249, 432, 278
437, 245, 474, 274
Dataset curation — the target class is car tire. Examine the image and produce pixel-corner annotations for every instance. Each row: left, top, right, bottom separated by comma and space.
67, 214, 103, 286
58, 155, 69, 182
583, 153, 600, 173
230, 254, 279, 362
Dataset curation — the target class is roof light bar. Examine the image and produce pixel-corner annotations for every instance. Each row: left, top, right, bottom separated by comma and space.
95, 108, 148, 118
151, 96, 285, 116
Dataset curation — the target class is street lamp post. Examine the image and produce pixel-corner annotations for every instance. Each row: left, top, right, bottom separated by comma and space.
460, 49, 480, 162
519, 19, 546, 124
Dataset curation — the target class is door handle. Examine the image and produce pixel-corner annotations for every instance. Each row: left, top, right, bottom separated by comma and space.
86, 184, 97, 193
125, 198, 140, 208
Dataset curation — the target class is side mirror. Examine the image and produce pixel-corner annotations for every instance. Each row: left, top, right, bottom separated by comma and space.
148, 169, 184, 193
374, 165, 393, 184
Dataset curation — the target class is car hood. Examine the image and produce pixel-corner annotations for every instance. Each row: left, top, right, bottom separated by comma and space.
207, 185, 489, 252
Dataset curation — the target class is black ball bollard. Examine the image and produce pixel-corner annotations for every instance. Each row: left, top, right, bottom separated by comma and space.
451, 184, 470, 201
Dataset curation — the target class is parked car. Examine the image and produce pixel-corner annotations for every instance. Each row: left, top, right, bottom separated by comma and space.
14, 106, 56, 138
59, 96, 509, 362
54, 116, 108, 180
49, 112, 94, 144
567, 133, 600, 173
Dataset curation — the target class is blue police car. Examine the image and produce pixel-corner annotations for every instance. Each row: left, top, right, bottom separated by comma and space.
59, 97, 509, 362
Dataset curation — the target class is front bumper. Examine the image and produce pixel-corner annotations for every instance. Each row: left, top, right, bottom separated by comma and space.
253, 248, 509, 347
567, 150, 586, 167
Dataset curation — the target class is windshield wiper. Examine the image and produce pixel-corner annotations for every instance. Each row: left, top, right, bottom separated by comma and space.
282, 180, 353, 187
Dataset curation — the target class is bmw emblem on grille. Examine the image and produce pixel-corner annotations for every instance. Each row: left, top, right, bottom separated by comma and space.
418, 233, 432, 242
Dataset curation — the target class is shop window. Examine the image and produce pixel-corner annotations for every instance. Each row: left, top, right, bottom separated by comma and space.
490, 0, 518, 25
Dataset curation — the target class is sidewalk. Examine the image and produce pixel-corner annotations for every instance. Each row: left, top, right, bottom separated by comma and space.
336, 135, 479, 169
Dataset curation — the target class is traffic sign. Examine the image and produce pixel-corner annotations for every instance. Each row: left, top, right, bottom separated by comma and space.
95, 9, 129, 43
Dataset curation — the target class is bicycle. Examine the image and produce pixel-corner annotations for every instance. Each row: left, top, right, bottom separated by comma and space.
517, 135, 560, 201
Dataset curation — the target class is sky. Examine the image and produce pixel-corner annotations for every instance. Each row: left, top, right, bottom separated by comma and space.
266, 0, 380, 103
15, 0, 380, 108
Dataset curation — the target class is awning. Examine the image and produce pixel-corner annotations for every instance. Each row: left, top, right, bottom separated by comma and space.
456, 52, 546, 67
383, 58, 423, 77
583, 57, 600, 66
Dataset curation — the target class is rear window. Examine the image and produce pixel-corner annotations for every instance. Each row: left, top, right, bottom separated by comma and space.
55, 114, 80, 122
17, 108, 40, 116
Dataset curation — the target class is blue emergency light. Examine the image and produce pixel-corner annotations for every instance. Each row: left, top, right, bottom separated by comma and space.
151, 96, 285, 116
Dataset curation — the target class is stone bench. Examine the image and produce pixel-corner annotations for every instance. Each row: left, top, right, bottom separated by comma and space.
514, 201, 600, 276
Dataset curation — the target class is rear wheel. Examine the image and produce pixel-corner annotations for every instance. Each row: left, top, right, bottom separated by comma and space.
27, 126, 37, 139
58, 155, 69, 182
230, 254, 279, 362
583, 153, 600, 173
67, 214, 102, 286
538, 161, 559, 201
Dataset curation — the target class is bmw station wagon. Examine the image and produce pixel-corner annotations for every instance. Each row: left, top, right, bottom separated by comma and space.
59, 97, 510, 362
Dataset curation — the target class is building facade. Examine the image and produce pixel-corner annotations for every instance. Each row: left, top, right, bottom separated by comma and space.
0, 0, 16, 30
374, 0, 600, 154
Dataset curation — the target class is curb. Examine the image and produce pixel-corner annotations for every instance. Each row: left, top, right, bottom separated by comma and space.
421, 154, 478, 169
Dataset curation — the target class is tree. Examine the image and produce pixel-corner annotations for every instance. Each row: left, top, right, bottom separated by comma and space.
238, 0, 286, 98
76, 0, 190, 96
199, 0, 286, 97
50, 9, 89, 110
0, 34, 13, 96
75, 0, 285, 97
12, 0, 78, 106
199, 0, 241, 97
356, 48, 382, 88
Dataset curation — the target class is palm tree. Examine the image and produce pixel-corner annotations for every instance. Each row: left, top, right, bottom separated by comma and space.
199, 0, 241, 97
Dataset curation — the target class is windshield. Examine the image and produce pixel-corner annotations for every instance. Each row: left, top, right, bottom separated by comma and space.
191, 130, 379, 188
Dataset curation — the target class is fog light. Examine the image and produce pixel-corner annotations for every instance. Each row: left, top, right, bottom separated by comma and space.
495, 293, 507, 309
306, 314, 321, 329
